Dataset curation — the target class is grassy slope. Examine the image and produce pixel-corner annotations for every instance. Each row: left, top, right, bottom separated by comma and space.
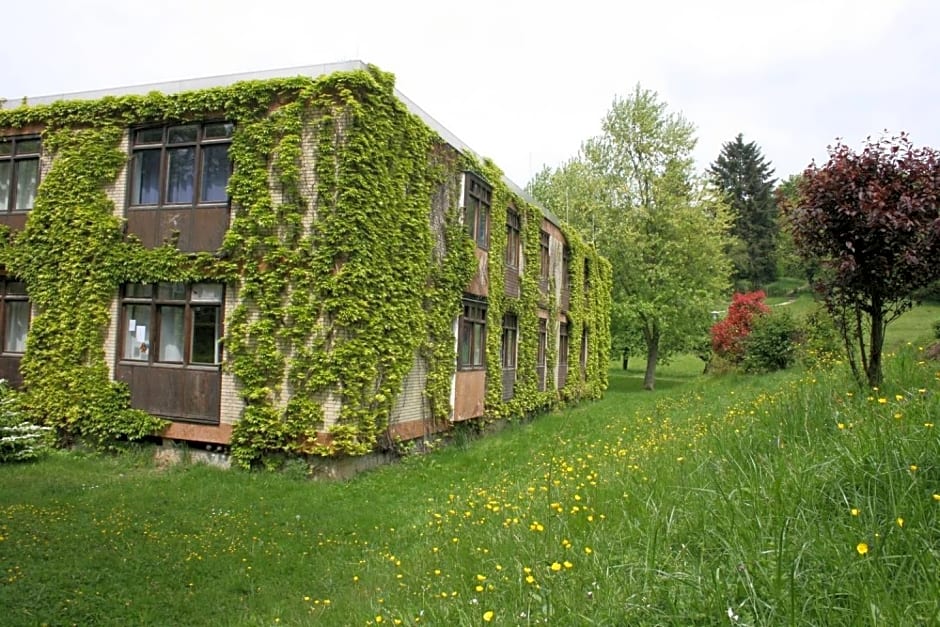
1, 313, 939, 625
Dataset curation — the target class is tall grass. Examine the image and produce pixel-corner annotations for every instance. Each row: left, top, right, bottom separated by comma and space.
1, 347, 938, 625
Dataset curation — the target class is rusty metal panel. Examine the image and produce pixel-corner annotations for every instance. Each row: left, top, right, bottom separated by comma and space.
127, 208, 227, 252
189, 207, 229, 252
467, 248, 488, 297
0, 355, 23, 388
126, 210, 159, 248
454, 369, 486, 420
501, 368, 515, 401
116, 363, 221, 424
504, 266, 520, 298
0, 214, 27, 232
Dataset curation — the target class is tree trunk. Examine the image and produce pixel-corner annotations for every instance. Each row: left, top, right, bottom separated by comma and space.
622, 348, 629, 370
866, 304, 885, 388
643, 333, 659, 390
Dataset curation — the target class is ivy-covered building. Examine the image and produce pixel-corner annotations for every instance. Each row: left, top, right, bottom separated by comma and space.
0, 61, 611, 466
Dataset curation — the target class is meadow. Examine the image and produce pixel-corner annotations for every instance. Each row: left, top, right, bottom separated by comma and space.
1, 307, 939, 625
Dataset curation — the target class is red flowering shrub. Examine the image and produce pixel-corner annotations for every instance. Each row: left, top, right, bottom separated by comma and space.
710, 291, 770, 362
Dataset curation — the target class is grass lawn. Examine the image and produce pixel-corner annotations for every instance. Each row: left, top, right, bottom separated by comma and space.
1, 313, 939, 625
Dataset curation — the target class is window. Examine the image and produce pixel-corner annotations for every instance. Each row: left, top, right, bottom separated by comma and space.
0, 280, 29, 353
458, 297, 486, 370
464, 173, 491, 249
580, 325, 589, 372
562, 246, 572, 292
0, 136, 40, 212
500, 313, 518, 369
539, 230, 550, 285
121, 282, 223, 366
536, 318, 547, 392
559, 320, 569, 368
130, 122, 233, 208
505, 209, 521, 269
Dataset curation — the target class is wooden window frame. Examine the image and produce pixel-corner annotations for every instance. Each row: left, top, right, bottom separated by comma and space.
119, 282, 223, 368
0, 136, 41, 213
0, 279, 29, 355
128, 122, 233, 211
464, 172, 491, 249
457, 296, 487, 370
505, 209, 521, 269
558, 320, 569, 368
500, 312, 518, 369
539, 230, 550, 284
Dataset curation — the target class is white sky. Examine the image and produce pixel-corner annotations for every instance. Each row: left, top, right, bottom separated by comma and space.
3, 0, 937, 188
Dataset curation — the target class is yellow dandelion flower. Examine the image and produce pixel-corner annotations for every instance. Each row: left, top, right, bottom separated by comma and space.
897, 517, 904, 528
563, 561, 573, 569
550, 562, 562, 572
584, 546, 593, 555
475, 585, 484, 592
525, 575, 535, 584
856, 542, 869, 555
878, 398, 888, 404
910, 465, 918, 472
376, 616, 384, 624
851, 508, 860, 516
894, 412, 903, 419
483, 610, 494, 622
837, 423, 846, 430
476, 574, 486, 581
896, 394, 904, 401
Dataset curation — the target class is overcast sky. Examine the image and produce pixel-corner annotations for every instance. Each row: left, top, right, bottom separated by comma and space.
3, 0, 937, 189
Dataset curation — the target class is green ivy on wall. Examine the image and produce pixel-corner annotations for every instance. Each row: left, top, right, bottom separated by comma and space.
0, 64, 609, 467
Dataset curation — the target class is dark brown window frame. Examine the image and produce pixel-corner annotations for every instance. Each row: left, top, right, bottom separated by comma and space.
505, 208, 521, 269
464, 172, 491, 249
500, 312, 518, 369
0, 136, 41, 213
0, 279, 29, 355
457, 296, 487, 370
539, 230, 550, 284
119, 282, 224, 369
558, 319, 570, 368
127, 122, 233, 211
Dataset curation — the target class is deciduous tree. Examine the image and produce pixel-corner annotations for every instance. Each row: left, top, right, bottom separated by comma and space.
529, 85, 732, 389
786, 133, 940, 387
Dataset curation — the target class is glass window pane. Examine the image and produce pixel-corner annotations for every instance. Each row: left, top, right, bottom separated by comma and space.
0, 140, 11, 157
125, 283, 153, 299
0, 162, 10, 211
157, 282, 186, 301
472, 324, 483, 366
191, 283, 222, 303
166, 147, 195, 203
458, 321, 471, 366
135, 128, 163, 145
131, 150, 161, 205
15, 139, 40, 155
203, 122, 234, 139
200, 144, 229, 203
123, 304, 151, 360
4, 300, 29, 353
14, 159, 39, 210
191, 306, 220, 364
167, 125, 198, 144
158, 305, 184, 362
6, 282, 26, 296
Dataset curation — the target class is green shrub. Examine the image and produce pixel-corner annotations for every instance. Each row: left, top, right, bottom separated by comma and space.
798, 306, 844, 367
0, 380, 52, 463
933, 318, 940, 339
741, 310, 800, 373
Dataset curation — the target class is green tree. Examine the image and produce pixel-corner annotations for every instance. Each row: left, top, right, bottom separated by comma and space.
786, 133, 940, 387
709, 134, 779, 287
530, 85, 732, 389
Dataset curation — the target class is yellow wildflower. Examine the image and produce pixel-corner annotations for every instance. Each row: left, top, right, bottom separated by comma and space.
856, 542, 869, 555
